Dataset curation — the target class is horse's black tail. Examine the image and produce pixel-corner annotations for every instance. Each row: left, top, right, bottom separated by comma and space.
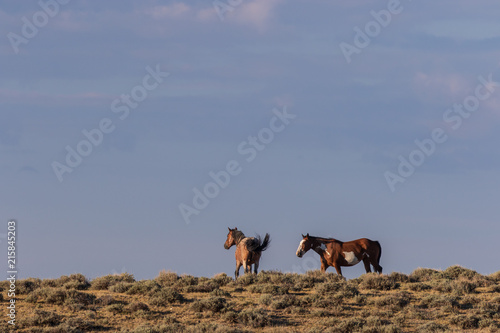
375, 240, 383, 273
253, 233, 271, 254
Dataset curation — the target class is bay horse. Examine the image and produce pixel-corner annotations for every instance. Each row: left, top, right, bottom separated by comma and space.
224, 227, 270, 279
296, 233, 382, 277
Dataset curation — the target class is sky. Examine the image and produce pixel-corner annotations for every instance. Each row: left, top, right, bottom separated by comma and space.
1, 0, 500, 281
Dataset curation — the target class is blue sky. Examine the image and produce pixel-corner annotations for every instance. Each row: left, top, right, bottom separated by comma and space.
1, 0, 500, 280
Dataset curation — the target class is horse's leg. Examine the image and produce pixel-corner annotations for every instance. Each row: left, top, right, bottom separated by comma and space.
373, 242, 383, 274
363, 257, 372, 273
235, 261, 242, 279
320, 257, 328, 273
375, 262, 383, 274
254, 260, 259, 274
242, 261, 248, 275
370, 253, 382, 274
333, 265, 342, 277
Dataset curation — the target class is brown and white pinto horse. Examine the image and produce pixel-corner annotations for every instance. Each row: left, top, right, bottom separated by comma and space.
224, 227, 270, 279
296, 234, 382, 277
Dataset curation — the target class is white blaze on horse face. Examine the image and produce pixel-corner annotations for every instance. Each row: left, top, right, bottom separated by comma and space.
343, 251, 360, 265
296, 239, 306, 257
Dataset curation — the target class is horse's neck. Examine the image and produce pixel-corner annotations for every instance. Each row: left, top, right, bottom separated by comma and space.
234, 231, 246, 245
312, 239, 326, 253
312, 239, 335, 256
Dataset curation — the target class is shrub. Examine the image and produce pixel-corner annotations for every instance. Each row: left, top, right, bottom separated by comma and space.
210, 288, 231, 297
211, 273, 232, 287
223, 310, 239, 323
120, 323, 186, 333
365, 315, 392, 328
408, 282, 432, 292
418, 295, 459, 309
410, 268, 441, 282
315, 281, 344, 294
415, 322, 447, 332
293, 274, 316, 290
233, 274, 256, 286
359, 274, 399, 291
65, 289, 96, 306
313, 294, 344, 308
65, 273, 91, 290
154, 270, 179, 288
450, 314, 480, 329
259, 294, 273, 306
237, 308, 269, 328
126, 302, 150, 313
373, 292, 410, 309
488, 271, 500, 282
248, 283, 289, 295
41, 273, 91, 290
126, 280, 160, 295
451, 279, 477, 294
191, 296, 229, 313
91, 273, 135, 290
96, 295, 120, 306
110, 282, 134, 293
16, 277, 42, 294
389, 272, 410, 283
477, 301, 500, 318
271, 294, 300, 309
442, 265, 478, 280
106, 303, 125, 313
354, 294, 367, 305
328, 317, 365, 332
26, 287, 96, 307
177, 274, 198, 287
45, 288, 67, 305
184, 281, 219, 293
459, 295, 480, 309
18, 310, 62, 328
487, 284, 500, 293
61, 317, 98, 332
148, 288, 184, 306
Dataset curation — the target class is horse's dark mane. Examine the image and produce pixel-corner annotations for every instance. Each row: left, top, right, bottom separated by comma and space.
309, 235, 340, 244
233, 230, 246, 244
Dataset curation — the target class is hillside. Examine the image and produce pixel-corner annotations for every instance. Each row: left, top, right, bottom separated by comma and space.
1, 266, 499, 332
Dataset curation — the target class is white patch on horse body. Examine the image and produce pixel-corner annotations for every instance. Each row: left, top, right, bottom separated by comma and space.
315, 243, 331, 257
343, 251, 360, 265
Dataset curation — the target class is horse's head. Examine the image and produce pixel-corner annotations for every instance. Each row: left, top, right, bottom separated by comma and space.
296, 233, 312, 257
224, 227, 238, 250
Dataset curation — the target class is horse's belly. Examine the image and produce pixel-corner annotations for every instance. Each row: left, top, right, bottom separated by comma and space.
343, 251, 360, 265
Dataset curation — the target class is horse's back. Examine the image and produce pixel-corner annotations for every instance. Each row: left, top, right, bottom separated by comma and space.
235, 237, 254, 257
236, 237, 261, 263
342, 238, 379, 251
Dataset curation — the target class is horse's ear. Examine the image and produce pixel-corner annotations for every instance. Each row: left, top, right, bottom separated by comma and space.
228, 227, 231, 231
234, 227, 237, 230
301, 234, 305, 238
306, 233, 309, 237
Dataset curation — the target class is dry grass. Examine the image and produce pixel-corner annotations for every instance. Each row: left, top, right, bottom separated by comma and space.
1, 265, 499, 332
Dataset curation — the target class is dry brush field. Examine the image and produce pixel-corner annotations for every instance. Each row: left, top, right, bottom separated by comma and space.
1, 266, 500, 332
